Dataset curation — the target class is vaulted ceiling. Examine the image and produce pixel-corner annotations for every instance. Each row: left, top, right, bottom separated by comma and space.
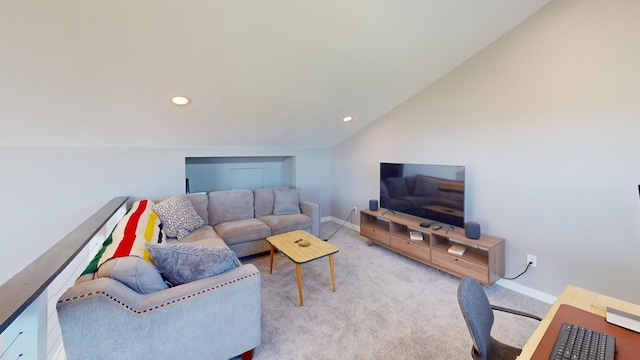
1, 1, 551, 149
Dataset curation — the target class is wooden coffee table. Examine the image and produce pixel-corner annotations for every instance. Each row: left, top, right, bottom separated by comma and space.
266, 230, 339, 306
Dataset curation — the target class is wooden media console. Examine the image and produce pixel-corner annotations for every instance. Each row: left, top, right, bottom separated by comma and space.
360, 208, 505, 285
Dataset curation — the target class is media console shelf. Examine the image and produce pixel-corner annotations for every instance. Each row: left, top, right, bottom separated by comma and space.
360, 208, 505, 285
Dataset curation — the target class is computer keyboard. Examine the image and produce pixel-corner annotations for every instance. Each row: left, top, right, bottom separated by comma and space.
549, 322, 616, 360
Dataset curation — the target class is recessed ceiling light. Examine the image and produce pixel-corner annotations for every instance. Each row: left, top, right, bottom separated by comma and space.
171, 96, 190, 106
342, 116, 353, 122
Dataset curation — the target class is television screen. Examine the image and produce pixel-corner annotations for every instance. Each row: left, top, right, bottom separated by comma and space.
380, 162, 465, 227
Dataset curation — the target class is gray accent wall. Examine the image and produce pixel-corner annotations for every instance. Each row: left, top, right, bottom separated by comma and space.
331, 0, 640, 303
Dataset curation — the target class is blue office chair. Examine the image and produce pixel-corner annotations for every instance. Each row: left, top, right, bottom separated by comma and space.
457, 276, 542, 360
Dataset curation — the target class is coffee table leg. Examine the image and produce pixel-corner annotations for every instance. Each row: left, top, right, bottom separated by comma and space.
329, 255, 336, 292
269, 245, 275, 274
295, 263, 304, 307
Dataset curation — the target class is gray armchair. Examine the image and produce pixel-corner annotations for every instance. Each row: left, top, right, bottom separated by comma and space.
457, 276, 541, 360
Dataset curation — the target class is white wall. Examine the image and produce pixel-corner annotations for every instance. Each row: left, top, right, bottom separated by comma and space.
331, 0, 640, 303
0, 146, 330, 286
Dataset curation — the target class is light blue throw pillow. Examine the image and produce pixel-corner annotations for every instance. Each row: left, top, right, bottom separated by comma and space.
145, 243, 240, 285
96, 256, 168, 294
273, 188, 301, 215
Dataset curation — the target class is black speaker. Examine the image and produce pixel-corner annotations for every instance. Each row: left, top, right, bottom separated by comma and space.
465, 222, 481, 239
369, 199, 378, 211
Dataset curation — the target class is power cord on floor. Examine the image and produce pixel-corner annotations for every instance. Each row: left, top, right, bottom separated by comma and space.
502, 261, 533, 280
323, 209, 356, 241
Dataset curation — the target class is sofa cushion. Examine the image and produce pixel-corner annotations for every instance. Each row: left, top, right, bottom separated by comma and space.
254, 187, 290, 217
186, 193, 209, 225
254, 188, 275, 217
97, 256, 168, 294
213, 218, 272, 246
175, 225, 221, 242
258, 214, 312, 235
146, 243, 241, 285
208, 189, 255, 225
167, 225, 229, 249
83, 199, 162, 275
273, 188, 301, 215
182, 237, 229, 249
153, 194, 205, 240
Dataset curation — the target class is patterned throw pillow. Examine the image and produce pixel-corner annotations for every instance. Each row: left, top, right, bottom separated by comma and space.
146, 243, 241, 285
152, 195, 205, 240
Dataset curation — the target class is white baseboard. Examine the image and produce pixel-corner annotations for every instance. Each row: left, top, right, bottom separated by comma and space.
496, 278, 557, 304
326, 216, 360, 232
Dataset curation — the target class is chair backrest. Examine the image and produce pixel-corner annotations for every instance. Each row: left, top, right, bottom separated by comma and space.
457, 276, 494, 360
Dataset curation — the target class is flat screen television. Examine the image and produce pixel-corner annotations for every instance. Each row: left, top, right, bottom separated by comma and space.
379, 162, 465, 227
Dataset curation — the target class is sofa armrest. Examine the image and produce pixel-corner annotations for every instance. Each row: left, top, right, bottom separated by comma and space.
57, 264, 261, 360
300, 200, 320, 237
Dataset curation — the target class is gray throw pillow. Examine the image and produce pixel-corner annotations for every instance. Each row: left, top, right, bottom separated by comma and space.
152, 195, 205, 240
97, 256, 168, 294
273, 188, 301, 215
145, 243, 241, 286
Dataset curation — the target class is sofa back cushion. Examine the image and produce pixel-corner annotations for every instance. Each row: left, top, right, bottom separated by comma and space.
186, 193, 209, 225
254, 187, 291, 217
254, 188, 276, 217
208, 189, 255, 225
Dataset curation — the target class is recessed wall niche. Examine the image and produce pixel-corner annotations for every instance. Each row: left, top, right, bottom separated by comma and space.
185, 156, 295, 193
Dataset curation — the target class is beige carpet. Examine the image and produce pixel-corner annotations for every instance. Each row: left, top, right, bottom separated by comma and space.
241, 221, 550, 360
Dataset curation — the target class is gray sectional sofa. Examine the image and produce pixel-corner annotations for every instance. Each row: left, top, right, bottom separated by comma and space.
204, 187, 320, 257
57, 187, 320, 360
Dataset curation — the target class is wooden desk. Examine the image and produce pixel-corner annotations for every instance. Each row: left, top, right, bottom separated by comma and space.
518, 285, 640, 359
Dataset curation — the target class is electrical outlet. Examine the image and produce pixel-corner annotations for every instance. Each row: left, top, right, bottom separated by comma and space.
527, 254, 537, 268
352, 206, 358, 213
